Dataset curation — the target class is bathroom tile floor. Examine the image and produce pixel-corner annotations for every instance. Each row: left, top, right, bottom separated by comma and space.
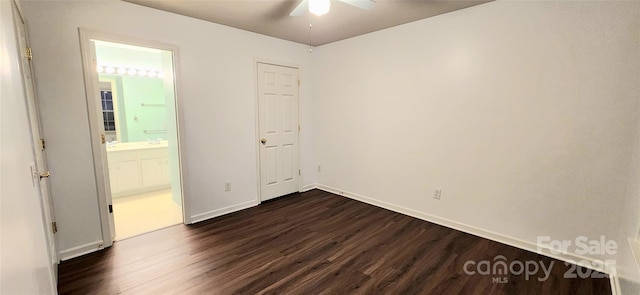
112, 189, 183, 240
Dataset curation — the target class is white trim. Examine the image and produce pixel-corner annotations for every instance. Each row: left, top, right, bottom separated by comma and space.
11, 0, 25, 20
59, 240, 104, 261
165, 41, 189, 224
630, 238, 640, 276
254, 58, 301, 70
316, 184, 615, 275
190, 200, 259, 224
252, 60, 262, 202
610, 273, 621, 295
301, 183, 317, 192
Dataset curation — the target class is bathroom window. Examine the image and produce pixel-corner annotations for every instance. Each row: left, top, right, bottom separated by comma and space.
100, 90, 116, 131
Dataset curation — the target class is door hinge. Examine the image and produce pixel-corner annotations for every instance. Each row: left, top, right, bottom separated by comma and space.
40, 139, 45, 151
25, 47, 32, 61
39, 171, 50, 179
298, 169, 301, 176
298, 79, 300, 86
109, 204, 113, 213
298, 125, 301, 132
51, 222, 57, 234
100, 134, 106, 144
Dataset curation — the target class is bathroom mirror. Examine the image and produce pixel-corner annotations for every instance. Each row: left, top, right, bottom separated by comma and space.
96, 41, 169, 144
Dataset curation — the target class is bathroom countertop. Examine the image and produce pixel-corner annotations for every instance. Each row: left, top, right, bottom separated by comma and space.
106, 141, 168, 152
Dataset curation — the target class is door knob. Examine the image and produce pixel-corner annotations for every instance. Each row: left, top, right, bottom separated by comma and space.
261, 138, 267, 145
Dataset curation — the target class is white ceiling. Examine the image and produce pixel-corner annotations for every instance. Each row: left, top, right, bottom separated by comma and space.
123, 0, 493, 46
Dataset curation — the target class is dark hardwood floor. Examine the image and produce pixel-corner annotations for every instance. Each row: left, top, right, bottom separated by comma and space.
58, 189, 610, 294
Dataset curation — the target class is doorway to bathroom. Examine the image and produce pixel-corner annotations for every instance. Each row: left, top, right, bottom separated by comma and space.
80, 30, 185, 244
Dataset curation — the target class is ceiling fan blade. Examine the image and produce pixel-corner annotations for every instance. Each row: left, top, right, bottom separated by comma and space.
338, 0, 376, 10
289, 0, 309, 16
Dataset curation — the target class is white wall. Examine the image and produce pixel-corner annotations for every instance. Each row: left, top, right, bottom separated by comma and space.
20, 0, 316, 258
312, 0, 640, 280
1, 1, 56, 293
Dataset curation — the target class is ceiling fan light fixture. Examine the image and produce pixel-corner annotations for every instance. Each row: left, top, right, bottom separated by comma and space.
309, 0, 330, 16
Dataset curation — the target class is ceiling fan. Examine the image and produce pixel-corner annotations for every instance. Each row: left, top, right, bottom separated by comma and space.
290, 0, 376, 17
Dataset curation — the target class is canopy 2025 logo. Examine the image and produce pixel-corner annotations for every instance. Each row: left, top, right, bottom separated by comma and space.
462, 236, 617, 283
537, 236, 616, 278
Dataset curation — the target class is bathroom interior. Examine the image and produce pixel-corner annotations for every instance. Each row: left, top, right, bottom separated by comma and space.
96, 40, 183, 240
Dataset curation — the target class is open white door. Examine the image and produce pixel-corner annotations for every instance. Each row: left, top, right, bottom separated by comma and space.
78, 31, 116, 246
12, 1, 59, 276
257, 63, 300, 201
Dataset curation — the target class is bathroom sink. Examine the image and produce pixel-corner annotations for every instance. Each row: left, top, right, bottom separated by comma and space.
106, 140, 168, 152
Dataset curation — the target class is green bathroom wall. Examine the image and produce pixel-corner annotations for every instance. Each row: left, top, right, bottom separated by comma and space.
121, 76, 168, 142
98, 74, 167, 142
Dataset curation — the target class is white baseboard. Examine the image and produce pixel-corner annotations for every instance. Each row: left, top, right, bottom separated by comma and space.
112, 184, 171, 199
190, 200, 259, 224
315, 185, 614, 274
300, 183, 317, 192
59, 240, 104, 261
170, 200, 182, 213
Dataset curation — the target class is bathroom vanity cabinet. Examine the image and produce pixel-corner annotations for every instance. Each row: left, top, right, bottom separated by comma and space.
106, 141, 170, 197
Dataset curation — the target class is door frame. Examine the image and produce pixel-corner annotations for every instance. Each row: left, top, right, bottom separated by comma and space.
253, 59, 303, 202
79, 28, 189, 247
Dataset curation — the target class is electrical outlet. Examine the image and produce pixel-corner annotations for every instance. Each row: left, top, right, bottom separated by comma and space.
433, 188, 442, 200
224, 182, 231, 192
317, 165, 322, 173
